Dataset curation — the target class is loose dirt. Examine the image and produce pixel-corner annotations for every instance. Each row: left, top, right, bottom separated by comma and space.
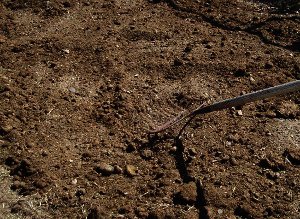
0, 0, 299, 218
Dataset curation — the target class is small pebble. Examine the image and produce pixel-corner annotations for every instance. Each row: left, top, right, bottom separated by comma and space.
169, 146, 177, 153
95, 162, 114, 175
226, 141, 232, 146
114, 165, 123, 174
69, 87, 76, 93
63, 49, 70, 54
237, 110, 243, 116
217, 209, 223, 214
230, 157, 238, 166
125, 165, 138, 177
71, 179, 77, 185
188, 148, 197, 156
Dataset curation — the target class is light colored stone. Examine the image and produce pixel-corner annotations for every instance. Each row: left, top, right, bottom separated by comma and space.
95, 162, 114, 175
125, 165, 138, 177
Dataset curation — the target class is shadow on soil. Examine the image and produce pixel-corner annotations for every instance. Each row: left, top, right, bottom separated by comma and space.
174, 138, 209, 219
144, 134, 209, 219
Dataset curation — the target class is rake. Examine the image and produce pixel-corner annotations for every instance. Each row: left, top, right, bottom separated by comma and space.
150, 80, 300, 134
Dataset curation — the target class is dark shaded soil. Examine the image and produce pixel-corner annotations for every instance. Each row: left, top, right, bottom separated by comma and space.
0, 0, 299, 218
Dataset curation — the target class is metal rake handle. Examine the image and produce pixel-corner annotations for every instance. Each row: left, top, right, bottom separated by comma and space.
151, 80, 300, 133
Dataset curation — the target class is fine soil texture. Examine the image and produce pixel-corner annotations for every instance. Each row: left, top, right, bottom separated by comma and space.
0, 0, 300, 218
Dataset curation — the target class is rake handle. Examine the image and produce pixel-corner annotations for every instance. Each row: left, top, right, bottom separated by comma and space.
192, 80, 300, 115
151, 80, 300, 133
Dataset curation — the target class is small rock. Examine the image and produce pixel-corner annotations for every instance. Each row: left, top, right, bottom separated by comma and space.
95, 162, 114, 175
125, 165, 138, 177
114, 165, 123, 174
69, 87, 76, 93
218, 209, 223, 214
71, 179, 77, 185
188, 148, 197, 156
63, 49, 70, 54
230, 157, 238, 166
169, 146, 177, 153
225, 141, 232, 146
237, 110, 243, 116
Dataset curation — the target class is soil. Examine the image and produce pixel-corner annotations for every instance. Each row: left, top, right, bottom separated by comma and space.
0, 0, 299, 218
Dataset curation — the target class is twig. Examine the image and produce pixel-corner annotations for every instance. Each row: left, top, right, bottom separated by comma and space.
150, 80, 300, 134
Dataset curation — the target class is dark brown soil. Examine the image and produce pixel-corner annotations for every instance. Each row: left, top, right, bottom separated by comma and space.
0, 0, 299, 218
